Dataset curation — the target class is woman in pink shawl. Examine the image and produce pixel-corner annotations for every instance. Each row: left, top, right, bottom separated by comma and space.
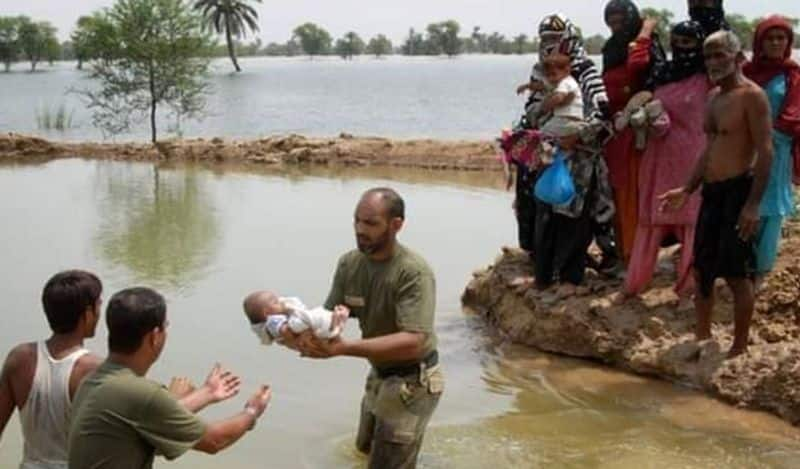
624, 20, 710, 297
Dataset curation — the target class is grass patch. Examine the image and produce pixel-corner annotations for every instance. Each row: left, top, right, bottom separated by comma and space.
35, 103, 75, 131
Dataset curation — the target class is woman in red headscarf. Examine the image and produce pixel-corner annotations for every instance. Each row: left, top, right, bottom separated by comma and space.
601, 0, 666, 265
743, 16, 800, 281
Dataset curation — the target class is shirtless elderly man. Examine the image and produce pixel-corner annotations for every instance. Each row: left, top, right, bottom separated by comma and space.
661, 30, 773, 357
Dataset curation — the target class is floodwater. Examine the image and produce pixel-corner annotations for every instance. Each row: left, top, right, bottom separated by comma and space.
2, 52, 800, 143
0, 55, 534, 142
1, 159, 799, 468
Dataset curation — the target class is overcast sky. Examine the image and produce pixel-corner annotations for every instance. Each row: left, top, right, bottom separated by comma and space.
1, 0, 798, 43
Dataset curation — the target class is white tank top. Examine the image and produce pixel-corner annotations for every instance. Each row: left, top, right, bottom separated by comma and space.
18, 341, 88, 469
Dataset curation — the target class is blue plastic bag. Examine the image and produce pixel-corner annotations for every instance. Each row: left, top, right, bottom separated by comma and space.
533, 151, 575, 206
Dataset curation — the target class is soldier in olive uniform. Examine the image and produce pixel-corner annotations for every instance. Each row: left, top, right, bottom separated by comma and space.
295, 187, 444, 469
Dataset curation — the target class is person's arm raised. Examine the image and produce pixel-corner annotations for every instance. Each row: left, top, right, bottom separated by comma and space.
179, 364, 241, 413
193, 385, 271, 454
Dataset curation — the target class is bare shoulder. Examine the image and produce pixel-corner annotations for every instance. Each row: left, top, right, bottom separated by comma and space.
2, 343, 36, 374
73, 353, 103, 379
742, 80, 767, 100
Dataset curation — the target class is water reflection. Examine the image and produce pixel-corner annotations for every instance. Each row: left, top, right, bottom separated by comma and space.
2, 159, 799, 469
419, 342, 800, 469
93, 163, 220, 292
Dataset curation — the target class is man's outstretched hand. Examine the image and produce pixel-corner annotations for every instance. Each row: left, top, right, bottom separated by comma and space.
245, 385, 272, 420
204, 363, 242, 403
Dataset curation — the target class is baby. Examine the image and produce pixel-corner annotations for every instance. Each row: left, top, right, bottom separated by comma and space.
516, 53, 583, 134
243, 291, 350, 346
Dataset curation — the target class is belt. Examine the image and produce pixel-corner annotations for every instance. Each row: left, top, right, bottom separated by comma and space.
374, 350, 438, 379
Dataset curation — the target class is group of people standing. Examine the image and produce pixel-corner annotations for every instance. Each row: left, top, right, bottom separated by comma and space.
504, 0, 799, 357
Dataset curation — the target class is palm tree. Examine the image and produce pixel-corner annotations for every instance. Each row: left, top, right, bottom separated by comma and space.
194, 0, 261, 72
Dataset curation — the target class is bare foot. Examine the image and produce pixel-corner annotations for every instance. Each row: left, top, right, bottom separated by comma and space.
556, 284, 577, 298
695, 332, 712, 341
168, 377, 196, 398
676, 297, 693, 312
726, 346, 747, 359
613, 289, 634, 305
510, 276, 536, 293
510, 276, 535, 287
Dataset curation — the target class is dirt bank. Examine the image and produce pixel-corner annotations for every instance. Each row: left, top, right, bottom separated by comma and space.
0, 133, 500, 171
462, 219, 800, 426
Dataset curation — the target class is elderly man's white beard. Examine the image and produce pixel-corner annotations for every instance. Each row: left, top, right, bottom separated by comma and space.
708, 62, 737, 84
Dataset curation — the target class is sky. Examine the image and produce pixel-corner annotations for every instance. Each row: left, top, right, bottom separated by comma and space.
1, 0, 798, 44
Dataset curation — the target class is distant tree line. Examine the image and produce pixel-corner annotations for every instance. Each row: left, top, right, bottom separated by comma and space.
2, 11, 799, 72
0, 16, 61, 71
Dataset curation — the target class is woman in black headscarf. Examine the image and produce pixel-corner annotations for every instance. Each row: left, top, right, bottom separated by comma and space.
688, 0, 729, 37
601, 0, 666, 264
624, 20, 711, 297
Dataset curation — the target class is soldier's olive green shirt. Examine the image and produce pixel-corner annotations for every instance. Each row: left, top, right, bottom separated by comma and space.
68, 360, 206, 469
324, 244, 437, 368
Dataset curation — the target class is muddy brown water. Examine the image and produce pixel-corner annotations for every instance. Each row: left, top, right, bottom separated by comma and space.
1, 159, 799, 468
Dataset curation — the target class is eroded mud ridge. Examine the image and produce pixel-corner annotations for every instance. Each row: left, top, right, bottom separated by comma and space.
0, 133, 500, 171
463, 220, 800, 426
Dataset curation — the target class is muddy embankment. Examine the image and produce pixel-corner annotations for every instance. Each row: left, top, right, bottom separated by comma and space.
0, 132, 500, 171
463, 219, 800, 426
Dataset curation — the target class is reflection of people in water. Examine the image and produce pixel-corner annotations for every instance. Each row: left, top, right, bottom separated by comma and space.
660, 31, 773, 357
288, 188, 444, 469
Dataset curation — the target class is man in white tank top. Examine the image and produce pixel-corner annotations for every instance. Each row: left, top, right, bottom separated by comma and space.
0, 270, 104, 469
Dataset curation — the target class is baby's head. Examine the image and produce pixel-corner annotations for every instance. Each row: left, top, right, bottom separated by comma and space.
542, 53, 571, 84
243, 291, 285, 324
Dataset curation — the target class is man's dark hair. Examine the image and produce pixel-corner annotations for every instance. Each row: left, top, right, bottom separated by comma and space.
364, 187, 405, 220
106, 288, 166, 354
41, 270, 102, 334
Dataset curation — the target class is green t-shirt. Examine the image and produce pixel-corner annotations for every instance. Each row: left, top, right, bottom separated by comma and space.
68, 360, 207, 469
324, 243, 437, 368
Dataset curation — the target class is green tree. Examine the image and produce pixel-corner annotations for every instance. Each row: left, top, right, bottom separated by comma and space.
486, 32, 511, 54
724, 14, 755, 50
583, 34, 606, 55
80, 0, 214, 143
401, 28, 424, 55
60, 40, 75, 61
334, 31, 364, 60
512, 34, 527, 54
17, 17, 58, 71
366, 34, 392, 57
285, 37, 300, 56
0, 17, 20, 72
44, 34, 60, 65
292, 22, 332, 57
641, 8, 673, 50
70, 13, 118, 69
71, 15, 104, 69
471, 26, 488, 53
194, 0, 261, 72
426, 20, 461, 57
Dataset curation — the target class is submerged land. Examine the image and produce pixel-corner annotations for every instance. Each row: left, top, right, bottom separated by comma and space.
3, 131, 799, 427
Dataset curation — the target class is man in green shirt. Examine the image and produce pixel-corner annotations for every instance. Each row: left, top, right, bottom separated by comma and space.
68, 287, 271, 469
296, 187, 444, 469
